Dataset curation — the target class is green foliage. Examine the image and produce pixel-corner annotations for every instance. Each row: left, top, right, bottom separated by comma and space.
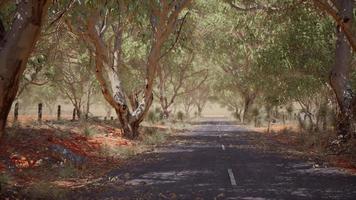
147, 110, 159, 124
251, 108, 260, 117
254, 3, 334, 105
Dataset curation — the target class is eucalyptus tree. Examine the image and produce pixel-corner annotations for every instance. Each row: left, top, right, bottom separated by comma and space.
0, 0, 51, 137
195, 0, 264, 121
254, 1, 334, 123
157, 47, 208, 118
226, 0, 356, 138
66, 0, 192, 138
49, 36, 96, 119
312, 0, 355, 138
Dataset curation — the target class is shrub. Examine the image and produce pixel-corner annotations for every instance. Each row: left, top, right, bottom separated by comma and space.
176, 111, 184, 121
83, 126, 98, 137
147, 110, 158, 123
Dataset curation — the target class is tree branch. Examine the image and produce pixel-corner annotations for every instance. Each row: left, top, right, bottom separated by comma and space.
313, 0, 356, 52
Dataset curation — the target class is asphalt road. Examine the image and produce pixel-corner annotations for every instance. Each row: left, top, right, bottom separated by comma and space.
73, 119, 356, 200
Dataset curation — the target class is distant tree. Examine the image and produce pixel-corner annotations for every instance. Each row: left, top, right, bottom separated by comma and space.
156, 49, 208, 118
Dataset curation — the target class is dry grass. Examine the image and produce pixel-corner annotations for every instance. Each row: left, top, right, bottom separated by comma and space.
0, 120, 177, 199
251, 123, 356, 174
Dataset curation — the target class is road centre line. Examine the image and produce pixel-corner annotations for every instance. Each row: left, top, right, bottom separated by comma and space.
221, 144, 225, 150
227, 168, 237, 186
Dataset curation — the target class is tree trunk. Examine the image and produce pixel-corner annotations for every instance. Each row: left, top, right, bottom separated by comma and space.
73, 0, 191, 139
0, 0, 49, 138
329, 0, 353, 139
197, 105, 203, 117
242, 97, 253, 123
162, 107, 170, 119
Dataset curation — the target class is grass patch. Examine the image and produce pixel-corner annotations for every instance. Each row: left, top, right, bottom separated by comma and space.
100, 144, 137, 159
26, 181, 67, 200
0, 173, 12, 193
296, 130, 334, 153
83, 126, 98, 137
58, 164, 79, 178
141, 131, 168, 145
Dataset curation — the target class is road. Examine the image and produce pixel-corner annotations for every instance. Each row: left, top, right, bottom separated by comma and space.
73, 119, 356, 200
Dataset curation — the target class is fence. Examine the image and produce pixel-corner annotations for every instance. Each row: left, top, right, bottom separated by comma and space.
8, 102, 116, 125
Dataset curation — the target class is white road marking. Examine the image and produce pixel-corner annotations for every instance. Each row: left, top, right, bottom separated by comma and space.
219, 135, 222, 138
221, 144, 225, 150
227, 168, 237, 186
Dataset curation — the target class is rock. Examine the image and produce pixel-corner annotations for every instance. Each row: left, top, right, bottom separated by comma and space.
49, 144, 86, 166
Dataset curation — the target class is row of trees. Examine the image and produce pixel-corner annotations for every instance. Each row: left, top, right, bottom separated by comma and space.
0, 0, 355, 141
201, 0, 355, 139
0, 0, 212, 139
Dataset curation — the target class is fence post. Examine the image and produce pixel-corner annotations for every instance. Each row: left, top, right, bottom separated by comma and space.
38, 103, 42, 122
110, 116, 114, 121
57, 105, 61, 120
72, 108, 76, 121
14, 102, 19, 122
104, 116, 107, 121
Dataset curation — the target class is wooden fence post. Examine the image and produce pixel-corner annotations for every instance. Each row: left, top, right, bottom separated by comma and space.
14, 102, 19, 122
57, 105, 61, 120
38, 103, 42, 122
110, 116, 114, 121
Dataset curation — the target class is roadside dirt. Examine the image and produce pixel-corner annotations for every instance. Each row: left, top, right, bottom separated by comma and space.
249, 123, 356, 175
0, 120, 175, 199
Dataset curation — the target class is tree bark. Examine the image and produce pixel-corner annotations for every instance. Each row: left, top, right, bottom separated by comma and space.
242, 93, 256, 123
0, 0, 49, 137
329, 0, 354, 139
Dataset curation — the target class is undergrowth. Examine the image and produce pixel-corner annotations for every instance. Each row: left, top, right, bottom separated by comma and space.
26, 181, 67, 200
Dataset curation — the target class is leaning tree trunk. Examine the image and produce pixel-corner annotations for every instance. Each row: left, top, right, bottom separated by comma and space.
75, 0, 191, 139
0, 0, 49, 138
329, 0, 354, 139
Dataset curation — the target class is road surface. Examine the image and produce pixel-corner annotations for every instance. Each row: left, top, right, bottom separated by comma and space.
72, 119, 356, 199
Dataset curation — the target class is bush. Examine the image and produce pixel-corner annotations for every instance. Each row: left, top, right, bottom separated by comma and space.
147, 110, 158, 123
176, 111, 184, 121
83, 126, 98, 137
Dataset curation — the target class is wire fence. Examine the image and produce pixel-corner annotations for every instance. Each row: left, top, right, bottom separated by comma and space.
7, 102, 116, 125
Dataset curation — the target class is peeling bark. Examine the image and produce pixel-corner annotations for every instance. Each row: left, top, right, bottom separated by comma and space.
0, 0, 49, 138
67, 0, 191, 139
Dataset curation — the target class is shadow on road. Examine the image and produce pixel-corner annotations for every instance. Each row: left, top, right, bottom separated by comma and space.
71, 119, 356, 200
